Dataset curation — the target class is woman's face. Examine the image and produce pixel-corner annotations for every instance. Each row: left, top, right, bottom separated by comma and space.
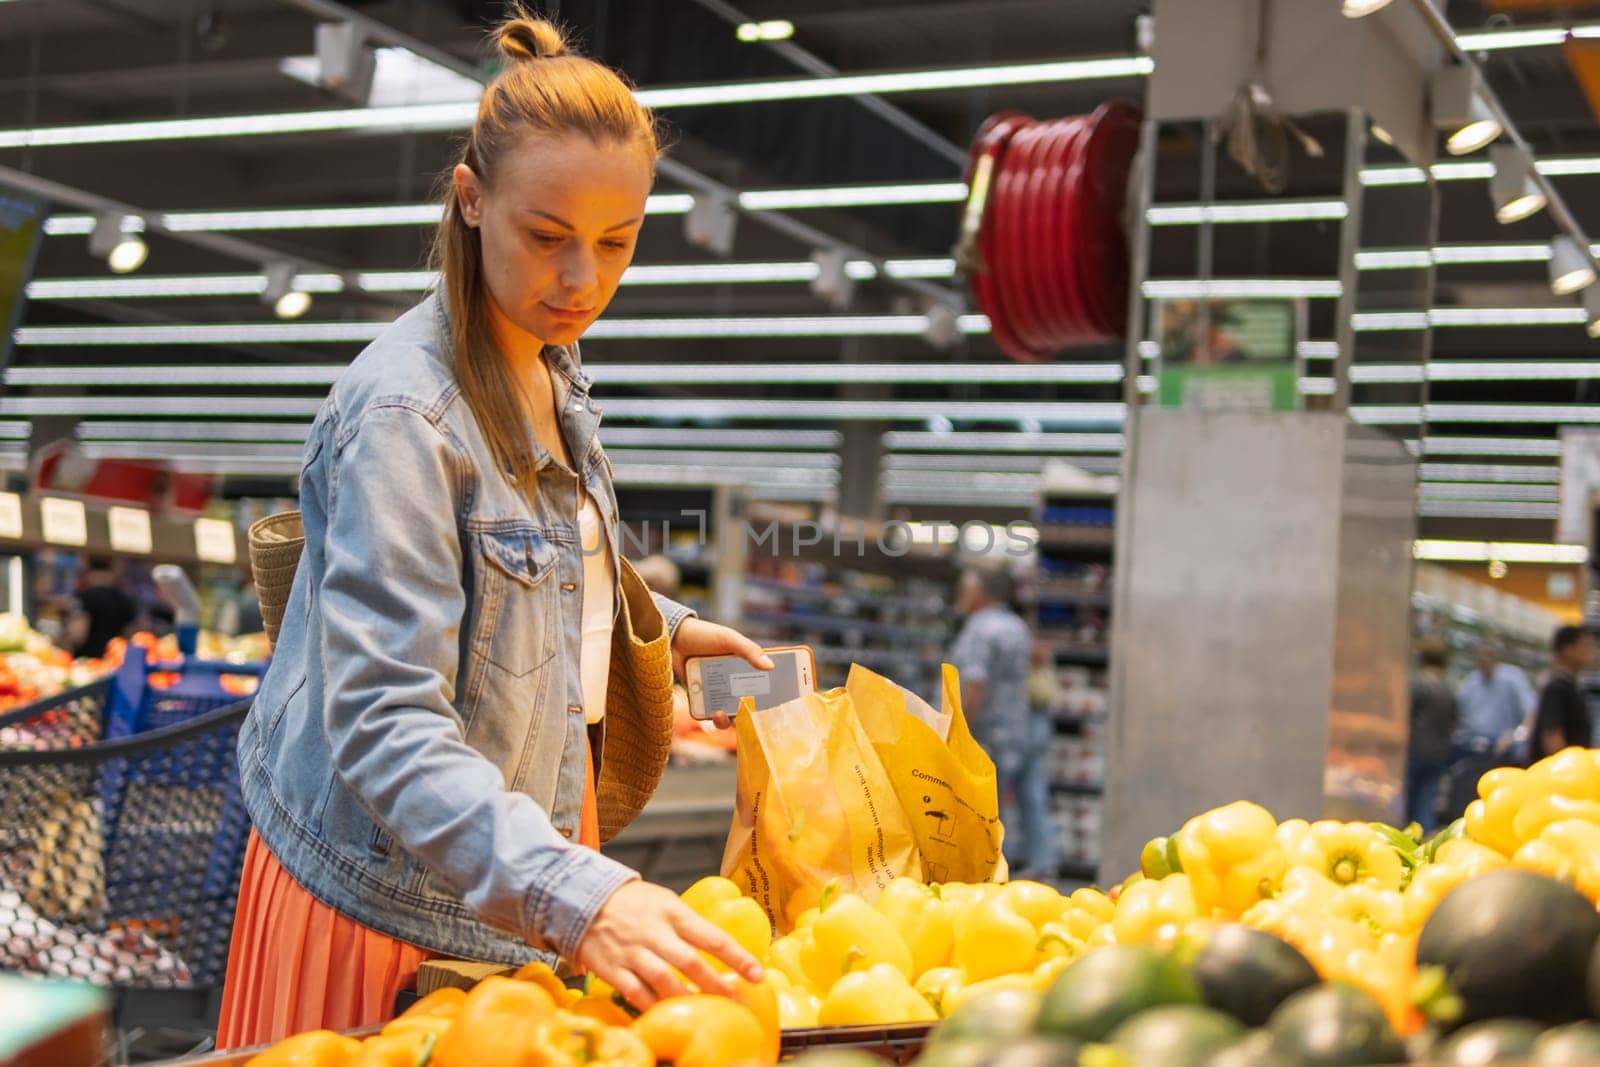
454, 133, 653, 348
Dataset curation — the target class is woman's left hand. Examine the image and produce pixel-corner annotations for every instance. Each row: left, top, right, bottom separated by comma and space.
671, 618, 772, 729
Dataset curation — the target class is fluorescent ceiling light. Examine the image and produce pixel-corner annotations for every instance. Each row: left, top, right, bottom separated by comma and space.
1352, 312, 1430, 331
1417, 501, 1559, 520
1433, 244, 1554, 265
0, 397, 325, 417
1147, 200, 1347, 225
884, 431, 1123, 452
596, 429, 841, 450
736, 20, 796, 42
0, 56, 1151, 150
1429, 307, 1586, 327
1298, 341, 1339, 360
1413, 540, 1587, 564
1348, 365, 1427, 384
76, 421, 314, 443
279, 47, 482, 108
1419, 483, 1558, 503
30, 259, 959, 302
1456, 25, 1600, 51
1355, 249, 1435, 270
1140, 279, 1342, 299
5, 395, 1123, 424
1425, 404, 1600, 423
13, 313, 992, 345
1298, 378, 1337, 396
6, 362, 1124, 389
78, 441, 306, 462
737, 182, 967, 209
606, 448, 837, 469
1424, 437, 1561, 457
1419, 464, 1559, 483
1427, 361, 1600, 382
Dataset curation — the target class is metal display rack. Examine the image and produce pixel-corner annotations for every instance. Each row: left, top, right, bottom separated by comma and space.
1030, 482, 1116, 883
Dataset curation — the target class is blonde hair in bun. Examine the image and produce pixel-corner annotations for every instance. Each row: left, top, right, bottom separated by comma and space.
495, 14, 569, 62
429, 1, 662, 499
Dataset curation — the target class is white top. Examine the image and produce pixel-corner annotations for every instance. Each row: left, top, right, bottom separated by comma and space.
578, 494, 615, 725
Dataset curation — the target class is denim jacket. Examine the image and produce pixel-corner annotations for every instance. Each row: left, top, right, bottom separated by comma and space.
237, 294, 696, 965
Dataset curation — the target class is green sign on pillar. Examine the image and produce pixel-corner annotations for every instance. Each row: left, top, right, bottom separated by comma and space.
1153, 298, 1302, 412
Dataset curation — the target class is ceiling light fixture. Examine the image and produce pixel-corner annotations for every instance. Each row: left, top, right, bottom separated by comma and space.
262, 262, 312, 319
1342, 0, 1395, 15
1550, 235, 1598, 296
1431, 62, 1503, 156
1586, 287, 1600, 339
735, 20, 795, 42
1490, 144, 1547, 224
88, 212, 148, 274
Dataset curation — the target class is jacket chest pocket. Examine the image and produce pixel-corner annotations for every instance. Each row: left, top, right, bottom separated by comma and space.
475, 529, 560, 679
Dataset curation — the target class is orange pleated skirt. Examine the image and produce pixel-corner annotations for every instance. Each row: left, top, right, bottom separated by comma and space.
216, 740, 602, 1050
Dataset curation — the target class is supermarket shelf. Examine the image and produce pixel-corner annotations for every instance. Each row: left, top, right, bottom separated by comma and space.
1052, 644, 1110, 664
1033, 587, 1113, 608
743, 607, 945, 644
1050, 781, 1105, 797
743, 575, 942, 614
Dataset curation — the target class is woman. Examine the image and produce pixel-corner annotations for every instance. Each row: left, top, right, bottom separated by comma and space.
219, 12, 768, 1048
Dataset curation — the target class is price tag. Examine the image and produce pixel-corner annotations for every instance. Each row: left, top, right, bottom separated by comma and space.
194, 517, 237, 564
40, 497, 88, 547
0, 493, 22, 540
108, 506, 153, 555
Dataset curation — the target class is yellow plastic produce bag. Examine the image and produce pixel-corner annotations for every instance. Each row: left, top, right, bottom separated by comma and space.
848, 664, 1006, 886
721, 664, 1005, 931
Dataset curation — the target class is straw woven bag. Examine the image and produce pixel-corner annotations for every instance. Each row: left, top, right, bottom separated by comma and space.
245, 512, 673, 842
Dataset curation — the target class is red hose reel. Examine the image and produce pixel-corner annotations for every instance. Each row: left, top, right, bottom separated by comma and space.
958, 101, 1143, 363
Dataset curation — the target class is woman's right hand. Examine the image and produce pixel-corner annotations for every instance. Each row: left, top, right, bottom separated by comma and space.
574, 880, 764, 1009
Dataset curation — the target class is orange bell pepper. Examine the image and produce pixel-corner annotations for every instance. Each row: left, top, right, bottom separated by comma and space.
511, 960, 579, 1004
243, 1030, 362, 1067
430, 976, 559, 1067
631, 994, 776, 1067
349, 1031, 436, 1067
543, 1013, 655, 1067
396, 987, 466, 1021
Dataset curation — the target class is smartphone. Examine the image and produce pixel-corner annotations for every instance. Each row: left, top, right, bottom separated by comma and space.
685, 645, 817, 720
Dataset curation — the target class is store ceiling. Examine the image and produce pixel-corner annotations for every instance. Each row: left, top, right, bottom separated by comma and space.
0, 0, 1597, 542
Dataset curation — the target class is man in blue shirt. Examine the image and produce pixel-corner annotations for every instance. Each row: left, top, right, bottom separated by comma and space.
1455, 639, 1536, 762
950, 567, 1058, 878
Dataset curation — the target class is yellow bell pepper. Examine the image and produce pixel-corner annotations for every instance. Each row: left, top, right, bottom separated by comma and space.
999, 881, 1070, 929
431, 977, 560, 1067
817, 963, 938, 1026
765, 934, 810, 989
393, 987, 465, 1022
1431, 838, 1508, 877
244, 1031, 362, 1067
1465, 779, 1526, 857
632, 995, 776, 1067
1032, 954, 1073, 987
942, 973, 1041, 1014
771, 970, 820, 1029
1110, 873, 1198, 945
1174, 801, 1286, 917
1053, 905, 1108, 944
1510, 793, 1600, 845
681, 876, 774, 963
1070, 887, 1116, 923
1512, 818, 1600, 900
951, 889, 1038, 981
874, 877, 955, 976
547, 1015, 655, 1067
1329, 883, 1405, 936
800, 891, 913, 985
1282, 820, 1405, 889
1524, 747, 1600, 800
1400, 862, 1470, 932
1035, 919, 1087, 961
914, 966, 967, 1017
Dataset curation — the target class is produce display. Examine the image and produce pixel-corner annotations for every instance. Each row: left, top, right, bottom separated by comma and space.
239, 746, 1600, 1067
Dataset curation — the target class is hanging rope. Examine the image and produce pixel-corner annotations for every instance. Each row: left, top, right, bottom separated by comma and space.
955, 101, 1143, 363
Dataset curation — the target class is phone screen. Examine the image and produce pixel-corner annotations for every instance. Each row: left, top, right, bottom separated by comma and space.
693, 648, 811, 718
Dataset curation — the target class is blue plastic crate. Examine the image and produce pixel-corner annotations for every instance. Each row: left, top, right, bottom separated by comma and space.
105, 645, 266, 740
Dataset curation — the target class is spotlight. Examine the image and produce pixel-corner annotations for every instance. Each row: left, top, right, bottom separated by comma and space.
1431, 64, 1503, 156
684, 193, 738, 257
1549, 236, 1596, 296
88, 212, 148, 274
1490, 145, 1546, 224
1343, 0, 1395, 16
1585, 286, 1600, 339
736, 20, 795, 42
809, 248, 854, 310
262, 261, 312, 320
315, 21, 375, 105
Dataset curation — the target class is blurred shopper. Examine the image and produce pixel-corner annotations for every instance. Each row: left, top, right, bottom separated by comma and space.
65, 557, 136, 659
220, 13, 766, 1048
1446, 638, 1536, 818
1530, 625, 1596, 763
951, 567, 1058, 878
1405, 636, 1456, 833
